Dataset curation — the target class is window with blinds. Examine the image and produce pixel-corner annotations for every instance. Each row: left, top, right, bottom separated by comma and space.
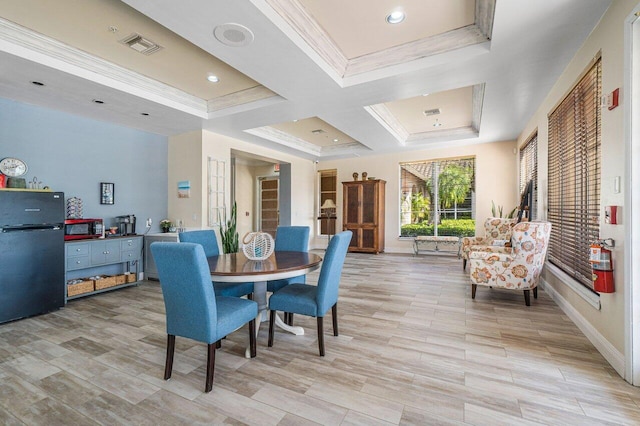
547, 56, 601, 290
318, 169, 337, 235
519, 132, 538, 220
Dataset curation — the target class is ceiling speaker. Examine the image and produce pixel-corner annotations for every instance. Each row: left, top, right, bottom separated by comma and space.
214, 23, 254, 47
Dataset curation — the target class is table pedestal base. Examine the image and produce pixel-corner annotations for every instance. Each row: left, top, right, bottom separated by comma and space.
244, 280, 304, 358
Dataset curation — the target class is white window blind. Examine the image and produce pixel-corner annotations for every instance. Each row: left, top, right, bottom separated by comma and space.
547, 57, 601, 290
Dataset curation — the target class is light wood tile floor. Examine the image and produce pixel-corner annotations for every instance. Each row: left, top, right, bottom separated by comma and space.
1, 252, 640, 425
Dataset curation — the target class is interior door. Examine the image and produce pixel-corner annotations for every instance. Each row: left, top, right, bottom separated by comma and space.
259, 177, 279, 237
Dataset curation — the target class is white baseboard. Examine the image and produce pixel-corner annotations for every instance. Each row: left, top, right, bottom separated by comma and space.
541, 279, 625, 377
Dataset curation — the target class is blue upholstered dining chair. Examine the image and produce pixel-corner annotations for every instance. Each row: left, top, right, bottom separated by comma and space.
150, 242, 258, 393
179, 230, 254, 299
267, 226, 310, 326
268, 230, 351, 356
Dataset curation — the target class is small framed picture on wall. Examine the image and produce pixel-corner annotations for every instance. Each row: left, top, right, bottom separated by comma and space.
100, 182, 114, 205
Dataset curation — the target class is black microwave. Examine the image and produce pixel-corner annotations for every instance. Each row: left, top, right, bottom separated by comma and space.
64, 218, 103, 241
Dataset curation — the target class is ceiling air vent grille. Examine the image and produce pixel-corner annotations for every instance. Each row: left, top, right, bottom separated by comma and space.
119, 33, 163, 55
311, 129, 326, 135
423, 108, 441, 116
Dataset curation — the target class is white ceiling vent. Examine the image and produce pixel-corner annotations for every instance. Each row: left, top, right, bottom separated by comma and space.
214, 23, 254, 47
119, 33, 163, 55
423, 108, 441, 116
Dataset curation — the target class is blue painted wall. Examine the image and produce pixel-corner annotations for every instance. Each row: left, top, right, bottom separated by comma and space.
0, 98, 168, 232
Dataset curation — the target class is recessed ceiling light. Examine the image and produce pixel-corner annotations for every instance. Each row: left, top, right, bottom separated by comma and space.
207, 74, 219, 83
293, 119, 299, 122
92, 99, 104, 104
333, 138, 339, 142
31, 81, 45, 86
386, 10, 405, 24
422, 93, 429, 97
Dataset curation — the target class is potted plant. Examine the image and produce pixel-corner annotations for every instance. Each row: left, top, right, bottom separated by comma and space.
160, 219, 173, 233
219, 203, 239, 253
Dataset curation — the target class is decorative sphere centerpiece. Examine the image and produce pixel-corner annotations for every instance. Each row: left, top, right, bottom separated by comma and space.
242, 232, 275, 260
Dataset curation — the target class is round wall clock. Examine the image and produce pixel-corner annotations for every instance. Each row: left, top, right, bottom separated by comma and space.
0, 157, 28, 177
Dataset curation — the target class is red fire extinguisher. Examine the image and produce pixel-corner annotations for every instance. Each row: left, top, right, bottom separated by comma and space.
590, 241, 614, 293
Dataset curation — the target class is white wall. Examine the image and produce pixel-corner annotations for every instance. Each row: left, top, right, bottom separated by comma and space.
317, 140, 518, 252
168, 130, 317, 240
518, 0, 634, 363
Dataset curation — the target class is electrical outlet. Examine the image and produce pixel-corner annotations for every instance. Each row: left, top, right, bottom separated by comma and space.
146, 218, 152, 228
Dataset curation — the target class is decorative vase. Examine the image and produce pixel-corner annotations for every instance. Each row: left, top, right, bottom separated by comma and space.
242, 232, 275, 260
353, 172, 359, 181
362, 172, 368, 181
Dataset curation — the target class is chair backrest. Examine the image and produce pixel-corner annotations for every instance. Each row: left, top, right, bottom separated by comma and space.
150, 242, 218, 344
483, 217, 517, 241
274, 226, 310, 252
178, 230, 220, 256
315, 230, 352, 314
510, 221, 552, 278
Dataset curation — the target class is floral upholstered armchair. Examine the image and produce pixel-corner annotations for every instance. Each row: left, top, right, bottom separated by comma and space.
460, 217, 517, 270
469, 221, 552, 306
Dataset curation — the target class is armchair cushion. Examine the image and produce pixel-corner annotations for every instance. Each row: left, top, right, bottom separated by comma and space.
461, 217, 517, 261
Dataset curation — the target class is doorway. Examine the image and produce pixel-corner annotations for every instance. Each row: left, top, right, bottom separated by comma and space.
259, 177, 279, 236
625, 5, 640, 385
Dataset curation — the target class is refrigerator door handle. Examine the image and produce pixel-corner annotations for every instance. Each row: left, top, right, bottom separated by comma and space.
1, 224, 62, 232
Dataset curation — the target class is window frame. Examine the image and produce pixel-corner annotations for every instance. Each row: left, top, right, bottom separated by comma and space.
399, 156, 475, 237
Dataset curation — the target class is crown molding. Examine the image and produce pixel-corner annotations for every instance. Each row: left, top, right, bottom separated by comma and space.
0, 18, 279, 119
261, 0, 495, 84
245, 125, 368, 157
472, 83, 486, 132
0, 18, 211, 117
405, 126, 478, 144
207, 85, 283, 119
364, 104, 409, 145
366, 83, 485, 146
246, 126, 322, 156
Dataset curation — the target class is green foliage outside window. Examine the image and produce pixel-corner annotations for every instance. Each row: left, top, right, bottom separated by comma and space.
400, 218, 476, 237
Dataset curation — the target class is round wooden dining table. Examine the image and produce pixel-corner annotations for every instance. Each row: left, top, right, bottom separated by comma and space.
206, 251, 323, 357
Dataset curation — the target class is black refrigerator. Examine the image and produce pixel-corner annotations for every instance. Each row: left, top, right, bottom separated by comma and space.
0, 191, 65, 324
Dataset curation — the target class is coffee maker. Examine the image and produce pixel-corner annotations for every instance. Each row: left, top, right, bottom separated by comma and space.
116, 215, 136, 236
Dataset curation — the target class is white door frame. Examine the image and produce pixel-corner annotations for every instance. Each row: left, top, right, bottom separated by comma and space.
624, 3, 640, 385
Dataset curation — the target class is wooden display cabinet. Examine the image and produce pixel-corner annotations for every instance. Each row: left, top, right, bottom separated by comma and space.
342, 179, 386, 253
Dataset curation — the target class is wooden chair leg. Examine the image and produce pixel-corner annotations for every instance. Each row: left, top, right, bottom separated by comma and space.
288, 313, 294, 326
524, 290, 531, 306
533, 287, 538, 299
205, 342, 216, 393
268, 310, 276, 347
471, 284, 477, 299
463, 259, 467, 270
215, 340, 221, 349
249, 318, 256, 358
164, 334, 175, 380
247, 293, 253, 301
332, 304, 338, 336
317, 316, 325, 356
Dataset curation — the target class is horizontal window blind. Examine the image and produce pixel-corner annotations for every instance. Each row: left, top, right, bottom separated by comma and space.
519, 133, 538, 220
547, 58, 601, 290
